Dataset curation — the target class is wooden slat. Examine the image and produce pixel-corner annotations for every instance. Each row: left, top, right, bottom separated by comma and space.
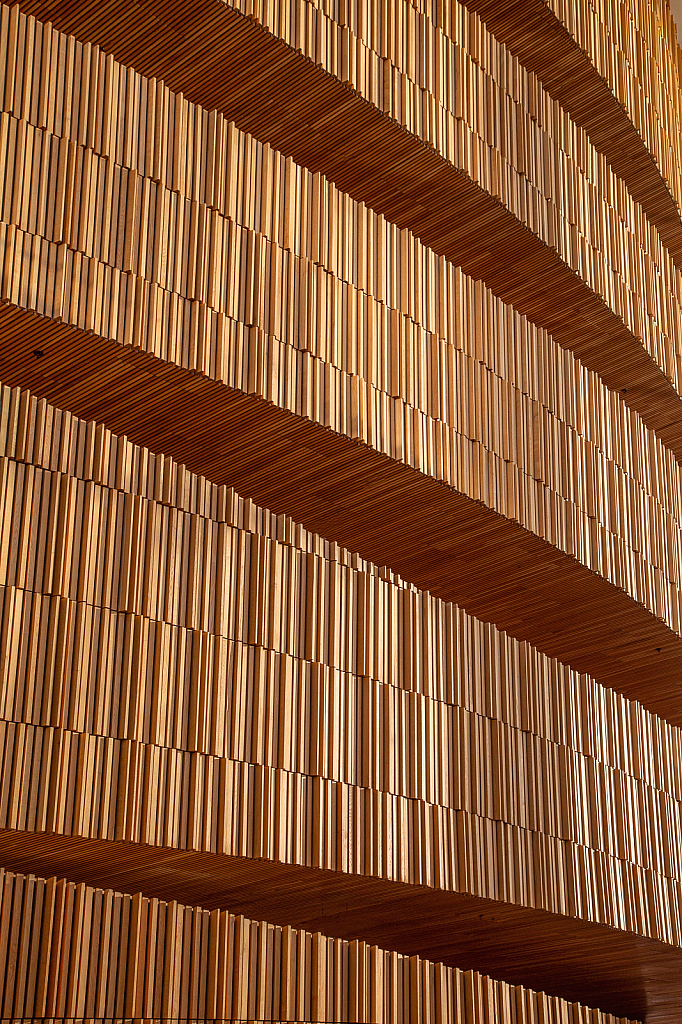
0, 382, 680, 1019
0, 3, 681, 1022
2, 305, 682, 722
0, 833, 657, 1023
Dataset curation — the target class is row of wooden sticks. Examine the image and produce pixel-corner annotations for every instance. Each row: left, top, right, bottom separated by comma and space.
2, 83, 670, 393
217, 0, 681, 373
268, 0, 682, 275
244, 0, 682, 230
0, 868, 637, 1023
3, 210, 681, 635
1, 24, 679, 552
2, 390, 682, 941
547, 0, 682, 207
1, 107, 677, 535
1, 13, 679, 516
2, 579, 680, 881
0, 97, 675, 446
3, 366, 678, 586
0, 710, 677, 943
231, 0, 682, 284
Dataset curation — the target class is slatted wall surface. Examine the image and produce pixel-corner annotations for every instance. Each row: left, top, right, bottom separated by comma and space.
1, 15, 682, 716
546, 0, 682, 218
0, 0, 680, 1020
219, 0, 682, 402
446, 0, 682, 270
10, 0, 682, 460
0, 867, 640, 1024
2, 381, 682, 953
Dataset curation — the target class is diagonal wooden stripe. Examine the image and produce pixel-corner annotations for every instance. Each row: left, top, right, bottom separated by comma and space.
13, 0, 682, 462
460, 0, 682, 272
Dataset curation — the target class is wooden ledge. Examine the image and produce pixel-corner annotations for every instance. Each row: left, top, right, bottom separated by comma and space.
2, 303, 682, 724
463, 0, 682, 272
0, 828, 677, 1022
14, 0, 682, 463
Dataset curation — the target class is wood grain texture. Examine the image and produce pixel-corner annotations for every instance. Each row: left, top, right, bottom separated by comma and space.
447, 0, 682, 272
3, 297, 682, 723
544, 0, 682, 238
0, 1, 681, 1020
0, 17, 682, 717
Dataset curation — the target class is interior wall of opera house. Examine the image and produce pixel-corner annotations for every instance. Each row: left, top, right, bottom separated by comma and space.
1, 0, 682, 1021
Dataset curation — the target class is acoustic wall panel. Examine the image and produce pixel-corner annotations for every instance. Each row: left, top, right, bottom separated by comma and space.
8, 0, 682, 453
0, 867, 639, 1023
440, 0, 682, 268
2, 30, 682, 711
0, 380, 678, 1020
0, 0, 681, 1021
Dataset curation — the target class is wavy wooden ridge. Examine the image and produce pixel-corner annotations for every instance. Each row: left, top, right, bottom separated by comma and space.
552, 0, 682, 231
2, 381, 682, 1016
2, 14, 682, 718
1, 0, 682, 1019
2, 375, 682, 1019
2, 306, 682, 722
4, 55, 682, 646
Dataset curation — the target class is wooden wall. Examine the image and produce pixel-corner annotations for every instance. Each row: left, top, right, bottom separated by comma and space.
0, 866, 638, 1023
440, 0, 682, 266
0, 0, 681, 1019
220, 0, 682, 396
0, 380, 678, 1018
2, 15, 682, 713
11, 0, 682, 457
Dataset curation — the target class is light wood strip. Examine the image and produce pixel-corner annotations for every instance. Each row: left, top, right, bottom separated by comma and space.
0, 385, 680, 1020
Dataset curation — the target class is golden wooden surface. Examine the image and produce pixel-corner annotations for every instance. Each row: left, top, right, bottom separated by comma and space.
545, 0, 682, 228
220, 0, 682, 389
0, 0, 681, 1020
0, 384, 682, 1019
5, 301, 682, 722
0, 865, 639, 1023
0, 15, 682, 713
396, 0, 682, 272
9, 0, 682, 458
